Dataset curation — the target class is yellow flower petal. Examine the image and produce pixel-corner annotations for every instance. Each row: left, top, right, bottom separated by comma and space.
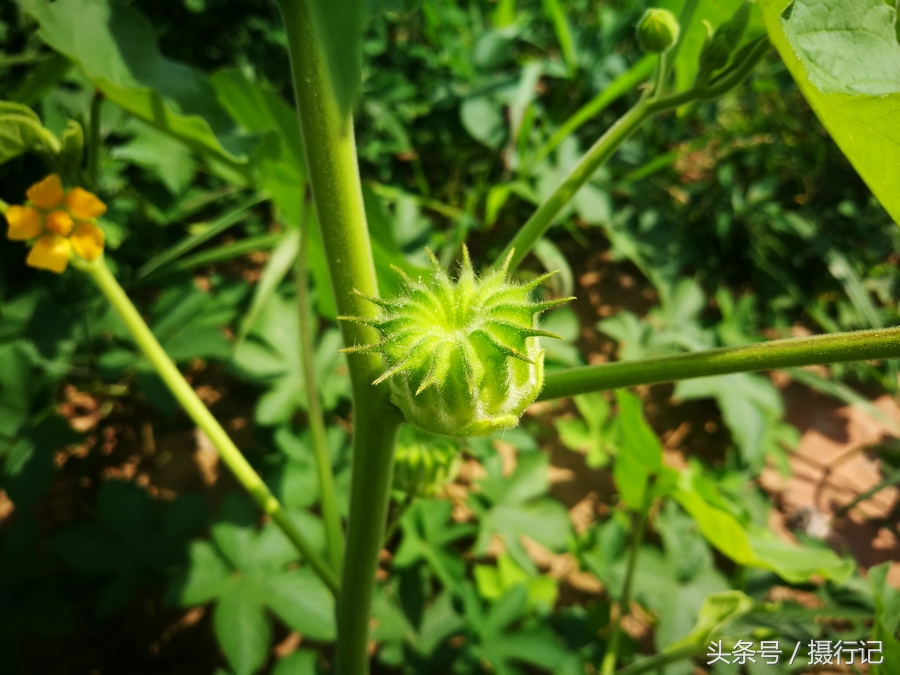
46, 210, 74, 237
70, 222, 105, 261
6, 205, 44, 241
65, 187, 107, 220
26, 235, 71, 274
26, 174, 65, 210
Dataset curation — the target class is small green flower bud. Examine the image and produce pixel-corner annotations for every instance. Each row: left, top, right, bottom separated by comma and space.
392, 426, 460, 496
341, 247, 573, 438
635, 8, 680, 54
698, 1, 752, 80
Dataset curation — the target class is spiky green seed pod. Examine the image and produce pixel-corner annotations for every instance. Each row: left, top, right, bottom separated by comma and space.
635, 8, 680, 54
340, 247, 573, 438
392, 426, 461, 496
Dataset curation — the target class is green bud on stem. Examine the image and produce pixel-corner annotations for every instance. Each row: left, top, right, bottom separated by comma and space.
635, 8, 680, 54
340, 247, 573, 437
698, 1, 752, 82
392, 426, 460, 496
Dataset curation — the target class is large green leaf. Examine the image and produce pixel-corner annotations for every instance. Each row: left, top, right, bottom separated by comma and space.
20, 0, 252, 165
781, 0, 900, 96
760, 0, 900, 224
0, 101, 58, 165
214, 585, 271, 675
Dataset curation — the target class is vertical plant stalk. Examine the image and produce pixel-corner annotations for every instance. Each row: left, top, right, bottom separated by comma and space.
87, 91, 103, 189
276, 1, 402, 673
75, 255, 339, 593
600, 496, 652, 675
297, 197, 345, 572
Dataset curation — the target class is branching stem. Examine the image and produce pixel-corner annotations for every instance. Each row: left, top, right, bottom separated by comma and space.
277, 0, 402, 672
540, 325, 900, 401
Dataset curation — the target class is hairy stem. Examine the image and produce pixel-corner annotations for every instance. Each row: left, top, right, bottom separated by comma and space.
277, 1, 402, 673
76, 255, 339, 593
297, 198, 345, 572
540, 326, 900, 401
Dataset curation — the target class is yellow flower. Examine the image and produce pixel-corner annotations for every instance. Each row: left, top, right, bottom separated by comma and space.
4, 174, 107, 273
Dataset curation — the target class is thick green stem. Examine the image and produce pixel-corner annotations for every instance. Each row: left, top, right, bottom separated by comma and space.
540, 326, 900, 401
276, 1, 402, 673
77, 255, 339, 593
297, 199, 345, 572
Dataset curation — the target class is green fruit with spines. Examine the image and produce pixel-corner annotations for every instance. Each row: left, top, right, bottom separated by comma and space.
340, 246, 573, 438
635, 8, 680, 54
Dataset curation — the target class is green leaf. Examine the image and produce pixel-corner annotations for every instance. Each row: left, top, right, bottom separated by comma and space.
460, 97, 505, 149
271, 650, 318, 675
613, 390, 662, 509
237, 228, 300, 344
21, 0, 252, 165
666, 590, 754, 650
48, 524, 125, 575
675, 473, 854, 583
674, 373, 783, 471
110, 123, 197, 195
781, 0, 900, 96
214, 584, 272, 675
0, 101, 58, 166
169, 541, 231, 606
760, 0, 900, 224
869, 562, 900, 675
262, 569, 336, 641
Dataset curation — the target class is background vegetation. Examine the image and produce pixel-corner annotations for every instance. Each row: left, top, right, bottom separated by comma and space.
1, 0, 898, 673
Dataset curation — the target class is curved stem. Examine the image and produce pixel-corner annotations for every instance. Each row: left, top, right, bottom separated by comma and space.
297, 197, 345, 572
77, 255, 339, 593
539, 326, 900, 401
277, 1, 402, 673
500, 98, 654, 270
614, 644, 706, 675
529, 55, 656, 170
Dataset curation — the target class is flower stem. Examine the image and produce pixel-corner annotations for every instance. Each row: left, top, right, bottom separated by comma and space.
76, 255, 339, 594
297, 197, 345, 572
528, 55, 656, 170
539, 326, 900, 401
276, 0, 402, 672
500, 98, 654, 270
614, 644, 706, 675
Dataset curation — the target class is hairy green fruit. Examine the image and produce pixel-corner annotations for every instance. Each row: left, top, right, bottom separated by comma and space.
392, 426, 460, 496
341, 247, 572, 438
635, 8, 680, 54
